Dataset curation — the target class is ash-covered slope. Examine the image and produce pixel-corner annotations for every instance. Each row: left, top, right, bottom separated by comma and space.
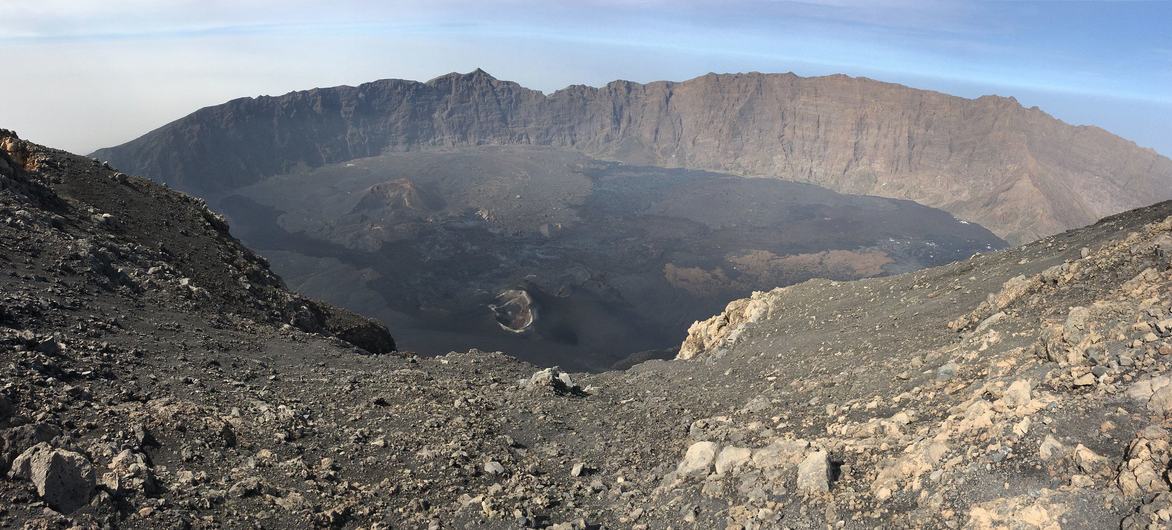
93, 70, 1172, 243
7, 130, 1172, 529
0, 130, 394, 354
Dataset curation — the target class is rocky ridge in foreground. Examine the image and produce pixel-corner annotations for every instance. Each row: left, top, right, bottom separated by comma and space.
669, 202, 1172, 528
4, 131, 1172, 528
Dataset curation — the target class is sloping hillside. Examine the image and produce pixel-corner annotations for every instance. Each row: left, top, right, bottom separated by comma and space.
6, 131, 1172, 528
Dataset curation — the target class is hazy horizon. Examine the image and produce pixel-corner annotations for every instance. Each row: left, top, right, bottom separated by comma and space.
2, 0, 1169, 157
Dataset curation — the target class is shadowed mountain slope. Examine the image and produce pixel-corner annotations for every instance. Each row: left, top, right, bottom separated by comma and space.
0, 130, 394, 354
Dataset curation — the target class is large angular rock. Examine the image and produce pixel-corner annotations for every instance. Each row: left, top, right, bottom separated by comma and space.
1127, 374, 1172, 418
523, 367, 581, 395
714, 446, 753, 475
750, 438, 809, 469
797, 450, 831, 494
676, 441, 719, 477
1117, 427, 1171, 497
8, 442, 96, 513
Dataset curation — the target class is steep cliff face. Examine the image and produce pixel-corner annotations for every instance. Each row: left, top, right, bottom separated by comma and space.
93, 70, 1172, 243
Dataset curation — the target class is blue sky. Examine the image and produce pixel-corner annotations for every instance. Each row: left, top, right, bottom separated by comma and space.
1, 0, 1169, 156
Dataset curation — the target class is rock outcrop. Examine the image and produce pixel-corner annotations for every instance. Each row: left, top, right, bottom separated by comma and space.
93, 70, 1172, 243
667, 201, 1172, 528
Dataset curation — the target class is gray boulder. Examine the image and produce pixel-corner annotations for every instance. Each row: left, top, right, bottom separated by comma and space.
8, 442, 96, 513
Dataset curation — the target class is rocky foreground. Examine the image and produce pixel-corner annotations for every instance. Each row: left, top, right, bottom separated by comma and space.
3, 128, 1172, 529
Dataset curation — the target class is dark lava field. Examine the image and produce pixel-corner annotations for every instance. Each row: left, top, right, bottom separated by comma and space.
209, 146, 1004, 370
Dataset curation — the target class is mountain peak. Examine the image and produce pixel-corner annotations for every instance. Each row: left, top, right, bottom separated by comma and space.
427, 68, 498, 85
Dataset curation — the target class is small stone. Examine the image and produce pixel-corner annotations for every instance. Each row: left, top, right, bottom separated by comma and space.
1012, 417, 1031, 437
1072, 444, 1111, 478
570, 463, 587, 477
229, 477, 263, 498
1073, 373, 1096, 386
1002, 379, 1031, 409
484, 461, 505, 475
133, 424, 159, 448
936, 362, 959, 381
1038, 435, 1064, 461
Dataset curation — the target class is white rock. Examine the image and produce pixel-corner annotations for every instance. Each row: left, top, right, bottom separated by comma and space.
1002, 379, 1031, 409
1038, 435, 1065, 461
750, 438, 809, 469
677, 441, 719, 477
796, 450, 831, 494
714, 446, 752, 475
483, 461, 505, 475
1127, 375, 1172, 417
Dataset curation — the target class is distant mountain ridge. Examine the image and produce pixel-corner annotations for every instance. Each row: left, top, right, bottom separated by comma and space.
93, 69, 1172, 243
